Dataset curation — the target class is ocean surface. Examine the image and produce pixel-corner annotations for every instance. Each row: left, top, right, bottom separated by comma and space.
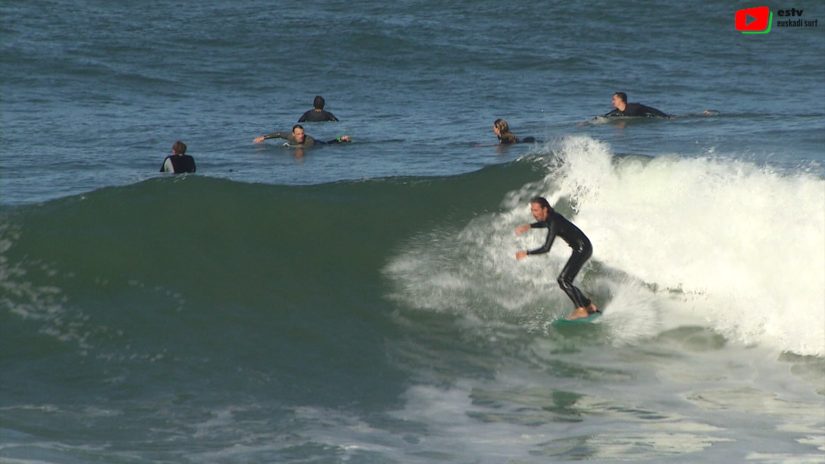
2, 1, 824, 463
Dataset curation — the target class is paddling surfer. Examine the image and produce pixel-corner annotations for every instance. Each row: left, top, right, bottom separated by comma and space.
492, 119, 536, 144
603, 92, 670, 118
253, 124, 350, 146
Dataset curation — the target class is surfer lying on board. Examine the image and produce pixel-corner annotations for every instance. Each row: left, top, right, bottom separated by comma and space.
253, 124, 350, 146
493, 119, 536, 144
603, 92, 670, 118
515, 196, 598, 320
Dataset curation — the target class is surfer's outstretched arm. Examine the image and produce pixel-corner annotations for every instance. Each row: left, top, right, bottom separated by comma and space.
318, 135, 351, 144
254, 131, 286, 144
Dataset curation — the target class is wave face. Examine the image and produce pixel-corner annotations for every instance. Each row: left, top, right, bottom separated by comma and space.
0, 161, 541, 402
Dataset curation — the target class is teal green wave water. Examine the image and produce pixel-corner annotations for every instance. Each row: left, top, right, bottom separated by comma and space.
0, 162, 541, 408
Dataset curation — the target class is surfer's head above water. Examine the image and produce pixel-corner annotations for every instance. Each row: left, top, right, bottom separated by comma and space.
493, 119, 510, 136
612, 92, 628, 112
493, 119, 518, 144
172, 140, 187, 155
292, 124, 306, 143
313, 96, 325, 110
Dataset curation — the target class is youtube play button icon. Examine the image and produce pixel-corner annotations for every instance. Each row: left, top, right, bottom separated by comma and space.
736, 6, 772, 33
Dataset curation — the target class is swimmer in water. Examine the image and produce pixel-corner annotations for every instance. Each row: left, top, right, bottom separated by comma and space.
493, 119, 536, 144
159, 140, 196, 174
603, 92, 670, 118
515, 196, 599, 320
253, 124, 350, 146
298, 96, 339, 122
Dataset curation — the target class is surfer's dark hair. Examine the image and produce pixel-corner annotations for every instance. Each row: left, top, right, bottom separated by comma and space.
313, 95, 325, 109
172, 141, 187, 155
493, 118, 510, 133
529, 196, 552, 210
292, 124, 304, 133
613, 92, 628, 103
494, 118, 517, 143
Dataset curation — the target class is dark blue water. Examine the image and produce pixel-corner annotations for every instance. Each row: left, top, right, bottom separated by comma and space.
1, 1, 824, 462
2, 0, 824, 205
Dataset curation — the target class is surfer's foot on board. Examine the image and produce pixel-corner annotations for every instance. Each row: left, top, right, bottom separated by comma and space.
566, 307, 590, 320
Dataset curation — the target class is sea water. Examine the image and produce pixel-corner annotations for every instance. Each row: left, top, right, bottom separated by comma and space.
1, 1, 824, 462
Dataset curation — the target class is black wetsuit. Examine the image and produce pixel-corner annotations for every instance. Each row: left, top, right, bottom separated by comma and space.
527, 210, 593, 308
261, 132, 347, 146
159, 154, 196, 173
498, 133, 537, 145
604, 102, 669, 118
298, 109, 339, 122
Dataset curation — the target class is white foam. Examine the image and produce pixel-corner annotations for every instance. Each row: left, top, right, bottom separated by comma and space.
547, 136, 825, 356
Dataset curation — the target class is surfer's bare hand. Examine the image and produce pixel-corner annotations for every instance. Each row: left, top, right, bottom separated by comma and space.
514, 224, 530, 235
515, 250, 527, 261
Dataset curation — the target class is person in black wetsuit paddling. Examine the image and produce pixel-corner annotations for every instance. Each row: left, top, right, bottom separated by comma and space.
160, 140, 196, 174
298, 96, 339, 122
253, 124, 350, 146
493, 119, 536, 144
603, 92, 670, 118
515, 196, 599, 320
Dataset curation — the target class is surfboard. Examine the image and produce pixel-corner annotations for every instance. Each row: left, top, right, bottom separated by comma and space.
553, 312, 602, 326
